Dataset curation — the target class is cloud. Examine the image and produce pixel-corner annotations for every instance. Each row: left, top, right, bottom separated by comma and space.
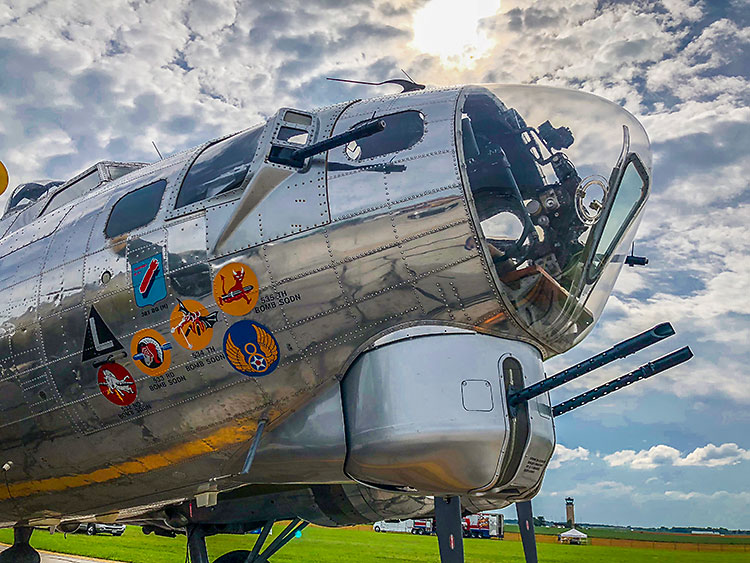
664, 490, 750, 502
677, 443, 750, 467
604, 444, 682, 470
548, 444, 590, 469
549, 480, 635, 498
604, 442, 750, 469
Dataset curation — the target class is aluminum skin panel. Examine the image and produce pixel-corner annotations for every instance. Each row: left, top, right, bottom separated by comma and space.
342, 333, 525, 494
238, 383, 348, 484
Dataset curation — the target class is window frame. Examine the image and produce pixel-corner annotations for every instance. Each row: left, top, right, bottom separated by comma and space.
40, 166, 104, 216
104, 179, 168, 239
167, 125, 267, 219
343, 110, 426, 162
584, 152, 649, 283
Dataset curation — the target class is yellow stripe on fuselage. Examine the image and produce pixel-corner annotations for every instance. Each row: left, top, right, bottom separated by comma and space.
0, 418, 262, 500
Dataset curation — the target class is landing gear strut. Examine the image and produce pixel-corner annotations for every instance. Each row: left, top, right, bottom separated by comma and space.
0, 527, 40, 563
434, 496, 464, 563
187, 519, 308, 563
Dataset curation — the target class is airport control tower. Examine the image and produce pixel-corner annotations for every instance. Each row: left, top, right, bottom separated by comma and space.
565, 497, 575, 528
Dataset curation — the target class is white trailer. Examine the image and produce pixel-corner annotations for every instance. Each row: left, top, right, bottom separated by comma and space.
372, 519, 432, 534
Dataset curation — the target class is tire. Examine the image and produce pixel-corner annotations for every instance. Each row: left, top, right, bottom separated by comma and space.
213, 550, 252, 563
374, 526, 381, 533
411, 529, 418, 534
86, 524, 96, 536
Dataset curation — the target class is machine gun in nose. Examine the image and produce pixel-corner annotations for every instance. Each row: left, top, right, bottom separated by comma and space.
551, 346, 693, 416
507, 322, 693, 415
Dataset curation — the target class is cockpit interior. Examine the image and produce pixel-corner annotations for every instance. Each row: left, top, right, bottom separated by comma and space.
459, 85, 651, 349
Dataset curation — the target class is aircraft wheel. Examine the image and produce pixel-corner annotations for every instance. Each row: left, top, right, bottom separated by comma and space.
411, 529, 418, 534
213, 550, 252, 563
374, 526, 381, 533
86, 524, 96, 536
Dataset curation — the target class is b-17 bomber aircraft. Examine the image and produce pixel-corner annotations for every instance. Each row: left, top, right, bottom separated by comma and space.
0, 83, 693, 563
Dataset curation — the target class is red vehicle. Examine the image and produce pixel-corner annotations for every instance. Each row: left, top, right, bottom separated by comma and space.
411, 519, 433, 535
462, 514, 503, 539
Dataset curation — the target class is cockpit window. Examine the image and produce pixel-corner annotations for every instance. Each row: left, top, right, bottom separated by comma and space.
4, 180, 63, 216
345, 111, 424, 161
459, 85, 651, 348
175, 126, 263, 209
588, 155, 648, 277
106, 180, 166, 238
44, 171, 102, 214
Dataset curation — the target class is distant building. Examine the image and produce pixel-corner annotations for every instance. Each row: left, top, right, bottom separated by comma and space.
565, 497, 575, 528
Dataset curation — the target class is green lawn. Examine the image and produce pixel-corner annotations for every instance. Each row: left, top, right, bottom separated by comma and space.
505, 524, 750, 544
0, 525, 747, 563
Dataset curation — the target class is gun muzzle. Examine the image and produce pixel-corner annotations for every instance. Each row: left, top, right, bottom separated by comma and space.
508, 322, 675, 408
552, 346, 693, 417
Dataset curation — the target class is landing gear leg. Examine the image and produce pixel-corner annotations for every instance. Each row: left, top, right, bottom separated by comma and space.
0, 527, 40, 563
516, 500, 538, 563
212, 519, 308, 563
434, 496, 464, 563
187, 524, 210, 563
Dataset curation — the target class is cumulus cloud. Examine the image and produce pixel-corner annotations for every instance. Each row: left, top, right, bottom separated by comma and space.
548, 444, 590, 469
677, 443, 750, 467
604, 443, 750, 469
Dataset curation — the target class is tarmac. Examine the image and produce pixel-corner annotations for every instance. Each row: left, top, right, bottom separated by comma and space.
0, 545, 123, 563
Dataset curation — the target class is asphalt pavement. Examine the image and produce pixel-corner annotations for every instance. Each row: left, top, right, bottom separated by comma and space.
0, 545, 125, 563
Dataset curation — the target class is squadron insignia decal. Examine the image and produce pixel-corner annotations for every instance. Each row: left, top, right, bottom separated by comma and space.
82, 306, 124, 362
212, 262, 259, 316
97, 362, 137, 406
170, 299, 218, 350
131, 329, 172, 376
132, 252, 167, 307
223, 320, 280, 376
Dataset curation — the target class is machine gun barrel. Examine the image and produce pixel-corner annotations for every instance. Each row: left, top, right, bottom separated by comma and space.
269, 119, 386, 168
552, 346, 693, 417
292, 119, 385, 161
508, 322, 674, 407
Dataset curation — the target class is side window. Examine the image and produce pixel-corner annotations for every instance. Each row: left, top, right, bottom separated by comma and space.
345, 111, 424, 161
44, 171, 101, 214
105, 180, 166, 238
175, 126, 263, 209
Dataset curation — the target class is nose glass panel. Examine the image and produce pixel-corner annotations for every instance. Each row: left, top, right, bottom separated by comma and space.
459, 85, 651, 349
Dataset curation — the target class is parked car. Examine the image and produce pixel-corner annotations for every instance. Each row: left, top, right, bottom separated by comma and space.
76, 523, 126, 536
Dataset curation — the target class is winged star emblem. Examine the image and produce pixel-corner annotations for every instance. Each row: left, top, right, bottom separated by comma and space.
225, 323, 279, 375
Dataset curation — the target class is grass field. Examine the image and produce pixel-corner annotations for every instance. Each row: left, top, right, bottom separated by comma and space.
1, 525, 748, 563
505, 524, 750, 545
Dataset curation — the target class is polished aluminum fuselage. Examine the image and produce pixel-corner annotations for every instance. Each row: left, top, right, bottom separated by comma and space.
0, 88, 556, 525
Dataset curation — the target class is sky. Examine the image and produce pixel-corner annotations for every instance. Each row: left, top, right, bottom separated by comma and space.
0, 0, 748, 529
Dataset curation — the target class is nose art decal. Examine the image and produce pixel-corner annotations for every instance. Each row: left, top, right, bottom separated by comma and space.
97, 362, 137, 406
212, 262, 259, 316
223, 320, 280, 376
132, 252, 167, 307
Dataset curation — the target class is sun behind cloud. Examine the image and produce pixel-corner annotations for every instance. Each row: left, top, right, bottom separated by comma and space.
411, 0, 501, 68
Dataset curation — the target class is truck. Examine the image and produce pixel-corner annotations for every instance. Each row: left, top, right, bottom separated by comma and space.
372, 519, 433, 535
462, 513, 503, 539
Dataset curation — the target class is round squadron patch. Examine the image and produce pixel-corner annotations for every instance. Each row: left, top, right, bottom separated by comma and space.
212, 262, 259, 317
97, 362, 137, 406
223, 320, 280, 376
169, 299, 218, 351
131, 329, 172, 377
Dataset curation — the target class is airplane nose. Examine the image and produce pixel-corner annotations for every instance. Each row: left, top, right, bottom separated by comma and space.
458, 84, 652, 351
